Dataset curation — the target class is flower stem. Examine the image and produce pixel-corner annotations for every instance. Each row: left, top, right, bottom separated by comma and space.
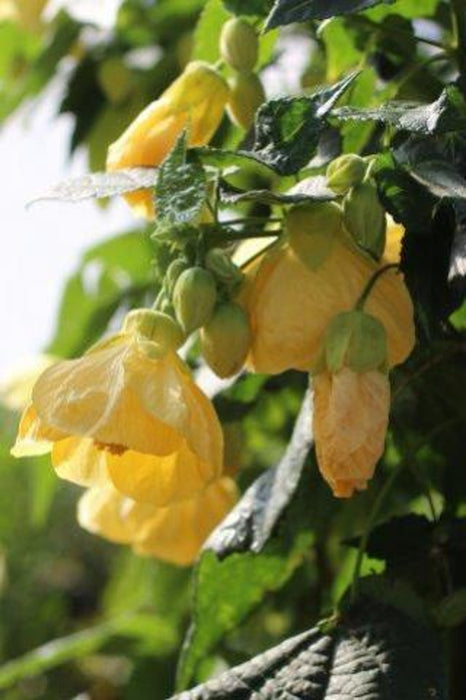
355, 263, 399, 310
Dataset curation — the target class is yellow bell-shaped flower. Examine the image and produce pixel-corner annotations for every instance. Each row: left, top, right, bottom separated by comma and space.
0, 0, 47, 31
78, 477, 238, 566
12, 334, 224, 507
240, 217, 414, 374
107, 61, 229, 219
313, 368, 390, 498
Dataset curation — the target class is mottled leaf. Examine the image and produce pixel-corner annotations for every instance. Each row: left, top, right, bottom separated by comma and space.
172, 599, 446, 699
265, 0, 393, 29
251, 72, 359, 174
29, 168, 157, 205
333, 86, 466, 136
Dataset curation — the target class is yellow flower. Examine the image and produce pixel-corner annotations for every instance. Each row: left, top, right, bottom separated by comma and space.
240, 217, 414, 374
107, 61, 229, 219
78, 477, 238, 566
313, 368, 390, 498
12, 334, 224, 507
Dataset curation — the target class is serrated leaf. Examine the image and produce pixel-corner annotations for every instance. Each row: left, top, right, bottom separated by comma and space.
172, 599, 446, 699
333, 86, 466, 136
251, 72, 359, 175
196, 147, 275, 177
220, 176, 335, 205
205, 391, 313, 557
29, 168, 158, 205
265, 0, 392, 29
156, 133, 207, 224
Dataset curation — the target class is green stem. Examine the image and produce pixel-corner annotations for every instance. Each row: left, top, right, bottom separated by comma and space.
350, 463, 402, 601
355, 263, 399, 310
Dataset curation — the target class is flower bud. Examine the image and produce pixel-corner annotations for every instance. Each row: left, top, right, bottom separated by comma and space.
173, 267, 217, 334
324, 310, 387, 374
201, 303, 251, 378
219, 18, 258, 72
166, 258, 189, 295
97, 57, 133, 104
326, 154, 367, 195
205, 248, 244, 289
343, 181, 386, 260
227, 72, 265, 130
123, 309, 185, 351
286, 202, 343, 270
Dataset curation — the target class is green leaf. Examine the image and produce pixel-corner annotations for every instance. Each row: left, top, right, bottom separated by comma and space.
220, 176, 335, 205
206, 392, 313, 556
0, 614, 177, 692
224, 0, 272, 16
192, 0, 230, 63
251, 72, 359, 175
196, 147, 275, 177
366, 0, 439, 20
333, 86, 466, 136
265, 0, 393, 29
176, 533, 312, 690
48, 231, 154, 357
436, 588, 466, 628
29, 168, 158, 205
156, 133, 207, 224
172, 599, 446, 698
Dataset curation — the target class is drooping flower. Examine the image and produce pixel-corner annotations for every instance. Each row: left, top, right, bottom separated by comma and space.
78, 476, 238, 566
240, 216, 414, 374
107, 61, 229, 219
313, 367, 390, 498
12, 332, 224, 507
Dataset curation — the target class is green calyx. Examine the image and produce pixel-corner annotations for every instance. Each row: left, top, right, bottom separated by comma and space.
324, 310, 388, 374
343, 180, 386, 261
123, 309, 185, 352
173, 266, 217, 334
219, 18, 259, 73
200, 302, 251, 378
205, 248, 244, 291
326, 154, 367, 195
286, 201, 343, 269
227, 72, 265, 130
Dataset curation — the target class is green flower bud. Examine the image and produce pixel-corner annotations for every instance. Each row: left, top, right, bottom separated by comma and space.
97, 57, 133, 104
200, 303, 251, 378
173, 267, 217, 334
324, 310, 387, 374
166, 258, 189, 295
205, 248, 244, 289
219, 18, 258, 73
123, 309, 185, 351
286, 202, 343, 270
326, 154, 367, 195
227, 72, 265, 130
343, 181, 386, 260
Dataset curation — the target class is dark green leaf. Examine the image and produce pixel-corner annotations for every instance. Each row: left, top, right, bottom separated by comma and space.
333, 86, 466, 136
265, 0, 393, 29
196, 147, 275, 177
220, 176, 335, 205
48, 231, 154, 357
224, 0, 272, 16
176, 533, 312, 691
205, 391, 313, 557
251, 72, 359, 175
436, 589, 466, 628
157, 134, 208, 224
172, 599, 446, 699
29, 168, 157, 205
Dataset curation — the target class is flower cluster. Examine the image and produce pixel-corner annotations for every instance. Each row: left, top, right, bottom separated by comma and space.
12, 28, 416, 562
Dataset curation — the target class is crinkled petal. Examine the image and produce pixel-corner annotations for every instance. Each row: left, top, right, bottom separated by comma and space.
243, 232, 414, 374
313, 369, 390, 498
